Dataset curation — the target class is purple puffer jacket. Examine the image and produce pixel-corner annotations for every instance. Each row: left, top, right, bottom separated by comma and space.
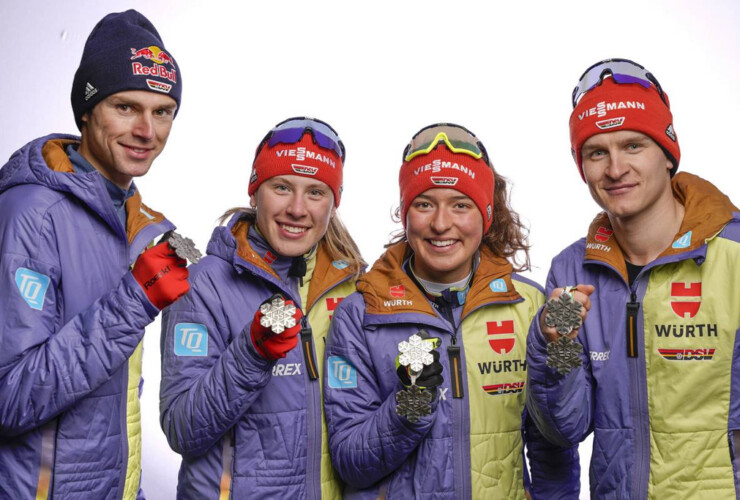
527, 173, 740, 498
0, 134, 173, 499
159, 216, 357, 499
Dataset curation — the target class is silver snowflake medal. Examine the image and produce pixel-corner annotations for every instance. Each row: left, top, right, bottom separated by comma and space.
398, 333, 434, 385
544, 286, 583, 336
259, 295, 297, 335
167, 231, 203, 264
395, 385, 433, 423
546, 336, 584, 376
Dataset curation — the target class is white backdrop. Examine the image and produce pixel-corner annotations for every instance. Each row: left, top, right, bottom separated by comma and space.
2, 1, 739, 498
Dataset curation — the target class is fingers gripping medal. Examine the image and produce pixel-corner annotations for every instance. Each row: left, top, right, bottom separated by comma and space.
164, 231, 203, 264
395, 332, 435, 423
545, 286, 584, 375
259, 295, 297, 335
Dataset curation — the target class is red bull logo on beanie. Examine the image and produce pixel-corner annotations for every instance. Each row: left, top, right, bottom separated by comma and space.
131, 46, 175, 67
131, 46, 177, 84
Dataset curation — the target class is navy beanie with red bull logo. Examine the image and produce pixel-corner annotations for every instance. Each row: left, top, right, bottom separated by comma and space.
71, 9, 182, 130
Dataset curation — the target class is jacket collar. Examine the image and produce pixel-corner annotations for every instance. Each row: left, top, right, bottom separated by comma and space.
584, 172, 738, 280
357, 241, 522, 320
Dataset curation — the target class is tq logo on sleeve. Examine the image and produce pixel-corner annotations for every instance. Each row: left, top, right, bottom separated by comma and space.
327, 356, 357, 389
174, 323, 208, 356
15, 267, 50, 310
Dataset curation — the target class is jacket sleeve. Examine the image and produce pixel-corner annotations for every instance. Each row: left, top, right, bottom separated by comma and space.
526, 263, 595, 448
0, 216, 159, 436
323, 294, 436, 489
159, 270, 272, 459
524, 409, 581, 499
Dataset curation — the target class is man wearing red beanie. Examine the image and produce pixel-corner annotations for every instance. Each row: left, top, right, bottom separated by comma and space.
526, 58, 740, 498
0, 10, 189, 498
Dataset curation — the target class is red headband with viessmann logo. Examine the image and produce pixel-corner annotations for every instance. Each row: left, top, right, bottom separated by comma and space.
399, 144, 495, 232
569, 78, 680, 182
249, 134, 344, 206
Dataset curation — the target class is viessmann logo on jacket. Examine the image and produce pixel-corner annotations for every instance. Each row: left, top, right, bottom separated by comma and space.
655, 281, 719, 361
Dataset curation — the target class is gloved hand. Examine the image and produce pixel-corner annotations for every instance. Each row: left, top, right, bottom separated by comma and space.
132, 241, 189, 310
396, 331, 443, 391
250, 294, 303, 361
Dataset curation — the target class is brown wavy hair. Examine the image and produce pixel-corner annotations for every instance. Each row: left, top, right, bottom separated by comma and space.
387, 166, 531, 273
219, 207, 366, 278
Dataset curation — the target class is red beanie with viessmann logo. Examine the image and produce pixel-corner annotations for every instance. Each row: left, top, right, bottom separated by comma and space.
399, 144, 495, 232
569, 77, 680, 182
248, 133, 343, 206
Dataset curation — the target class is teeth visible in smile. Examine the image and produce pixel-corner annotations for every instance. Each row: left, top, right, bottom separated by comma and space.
430, 240, 455, 247
281, 225, 307, 234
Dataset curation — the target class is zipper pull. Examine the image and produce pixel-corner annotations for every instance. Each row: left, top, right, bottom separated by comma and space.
447, 335, 464, 398
626, 293, 640, 358
300, 318, 319, 380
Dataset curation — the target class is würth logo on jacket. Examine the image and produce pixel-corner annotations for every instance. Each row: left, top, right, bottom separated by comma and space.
326, 297, 344, 320
383, 284, 413, 308
487, 320, 516, 354
595, 226, 613, 242
670, 282, 701, 319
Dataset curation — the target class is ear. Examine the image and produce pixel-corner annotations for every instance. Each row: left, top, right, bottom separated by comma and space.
249, 193, 257, 208
330, 206, 337, 219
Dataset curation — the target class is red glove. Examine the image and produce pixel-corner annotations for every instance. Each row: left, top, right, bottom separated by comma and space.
250, 294, 303, 361
132, 241, 189, 310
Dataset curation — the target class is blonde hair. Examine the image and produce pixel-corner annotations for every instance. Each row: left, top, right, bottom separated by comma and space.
387, 167, 531, 273
219, 207, 366, 278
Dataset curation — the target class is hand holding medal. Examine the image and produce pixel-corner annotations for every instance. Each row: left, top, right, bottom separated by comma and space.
395, 330, 443, 423
541, 284, 594, 375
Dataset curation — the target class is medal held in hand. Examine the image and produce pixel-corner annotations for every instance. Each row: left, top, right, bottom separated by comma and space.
165, 231, 203, 264
546, 336, 583, 375
395, 385, 433, 423
259, 295, 298, 335
544, 286, 583, 336
544, 286, 584, 375
395, 332, 435, 423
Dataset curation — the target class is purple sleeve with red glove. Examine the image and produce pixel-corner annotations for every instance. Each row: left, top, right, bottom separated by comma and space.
132, 240, 190, 310
250, 294, 303, 361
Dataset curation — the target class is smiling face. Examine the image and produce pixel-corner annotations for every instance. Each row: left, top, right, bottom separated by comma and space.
251, 175, 336, 257
405, 188, 483, 283
78, 90, 177, 189
581, 130, 674, 223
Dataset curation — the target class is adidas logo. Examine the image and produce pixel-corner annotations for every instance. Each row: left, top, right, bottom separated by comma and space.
666, 123, 676, 142
84, 82, 98, 101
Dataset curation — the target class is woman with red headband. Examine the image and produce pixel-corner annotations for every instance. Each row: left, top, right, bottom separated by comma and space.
323, 124, 579, 498
159, 117, 364, 499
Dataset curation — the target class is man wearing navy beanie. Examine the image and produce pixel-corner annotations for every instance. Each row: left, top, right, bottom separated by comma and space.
0, 10, 189, 498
